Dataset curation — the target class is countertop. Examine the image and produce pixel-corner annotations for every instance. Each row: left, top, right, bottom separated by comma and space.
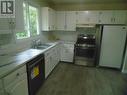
0, 42, 59, 79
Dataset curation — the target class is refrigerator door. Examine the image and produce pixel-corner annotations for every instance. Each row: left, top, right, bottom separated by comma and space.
99, 26, 127, 68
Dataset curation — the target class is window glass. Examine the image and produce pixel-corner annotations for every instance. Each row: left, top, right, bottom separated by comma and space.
29, 5, 39, 36
16, 3, 29, 39
16, 2, 39, 39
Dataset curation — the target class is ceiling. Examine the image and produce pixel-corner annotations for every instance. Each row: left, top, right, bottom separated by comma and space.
41, 0, 127, 4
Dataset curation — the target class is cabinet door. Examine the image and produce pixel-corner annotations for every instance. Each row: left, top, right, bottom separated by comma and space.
45, 56, 51, 78
56, 11, 66, 30
76, 11, 99, 24
51, 9, 56, 30
99, 11, 113, 24
76, 11, 86, 24
49, 8, 53, 30
87, 11, 99, 24
66, 11, 76, 31
113, 11, 127, 24
42, 7, 50, 31
5, 73, 28, 95
60, 43, 74, 62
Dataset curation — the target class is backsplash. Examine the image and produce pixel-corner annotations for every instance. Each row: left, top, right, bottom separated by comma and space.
42, 27, 97, 42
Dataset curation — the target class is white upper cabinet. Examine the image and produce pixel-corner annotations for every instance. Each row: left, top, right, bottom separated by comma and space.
42, 7, 56, 31
66, 11, 76, 31
76, 11, 99, 24
99, 11, 113, 24
99, 11, 127, 24
56, 11, 76, 31
56, 11, 66, 31
113, 11, 127, 24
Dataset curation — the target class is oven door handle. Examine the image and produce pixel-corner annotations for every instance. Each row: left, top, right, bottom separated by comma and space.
80, 46, 95, 49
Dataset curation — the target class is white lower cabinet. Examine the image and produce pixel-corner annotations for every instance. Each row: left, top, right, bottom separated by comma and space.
44, 44, 60, 78
60, 43, 74, 63
45, 55, 51, 78
3, 65, 28, 95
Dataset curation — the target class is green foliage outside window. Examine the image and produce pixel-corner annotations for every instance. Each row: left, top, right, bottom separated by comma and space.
16, 31, 29, 39
29, 6, 39, 36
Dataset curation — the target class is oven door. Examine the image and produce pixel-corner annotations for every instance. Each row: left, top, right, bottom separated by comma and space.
75, 45, 96, 58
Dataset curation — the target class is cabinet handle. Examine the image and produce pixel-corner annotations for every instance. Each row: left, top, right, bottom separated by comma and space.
111, 18, 113, 22
114, 18, 115, 22
122, 27, 126, 29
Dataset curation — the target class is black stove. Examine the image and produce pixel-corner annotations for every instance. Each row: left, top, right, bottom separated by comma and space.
75, 34, 96, 66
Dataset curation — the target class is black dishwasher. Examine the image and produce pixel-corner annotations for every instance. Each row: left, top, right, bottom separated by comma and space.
27, 54, 45, 95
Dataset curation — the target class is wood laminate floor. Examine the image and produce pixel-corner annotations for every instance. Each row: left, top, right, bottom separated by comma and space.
37, 63, 127, 95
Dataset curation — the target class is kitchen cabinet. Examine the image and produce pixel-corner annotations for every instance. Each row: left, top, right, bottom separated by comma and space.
42, 7, 56, 31
60, 42, 74, 62
45, 50, 52, 78
44, 44, 60, 78
99, 26, 127, 68
113, 11, 127, 24
3, 65, 28, 95
56, 11, 66, 31
99, 11, 113, 24
99, 11, 127, 24
56, 11, 76, 31
66, 11, 76, 31
76, 11, 99, 24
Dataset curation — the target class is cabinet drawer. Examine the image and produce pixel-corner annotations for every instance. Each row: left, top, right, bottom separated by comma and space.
3, 65, 26, 87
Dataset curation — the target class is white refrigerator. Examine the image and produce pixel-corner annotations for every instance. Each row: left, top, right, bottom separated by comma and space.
99, 25, 127, 69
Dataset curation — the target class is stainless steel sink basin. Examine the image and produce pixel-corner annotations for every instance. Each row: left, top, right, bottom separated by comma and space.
36, 46, 47, 49
35, 43, 52, 50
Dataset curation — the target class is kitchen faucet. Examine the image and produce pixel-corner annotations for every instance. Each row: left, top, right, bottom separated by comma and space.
31, 39, 41, 48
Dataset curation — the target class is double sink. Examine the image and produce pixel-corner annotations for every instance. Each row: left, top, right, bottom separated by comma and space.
0, 43, 53, 67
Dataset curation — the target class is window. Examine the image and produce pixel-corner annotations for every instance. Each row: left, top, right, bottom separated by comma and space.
16, 2, 39, 39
